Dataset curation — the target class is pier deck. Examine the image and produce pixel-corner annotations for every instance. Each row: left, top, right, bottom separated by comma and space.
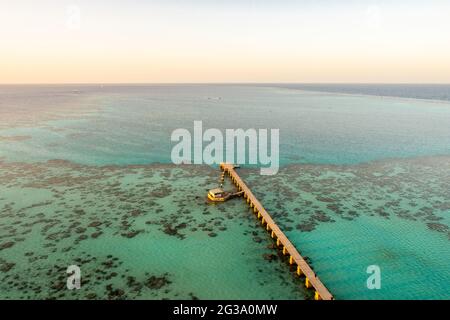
220, 163, 334, 301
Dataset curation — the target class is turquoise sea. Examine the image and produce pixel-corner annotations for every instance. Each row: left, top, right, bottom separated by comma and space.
0, 84, 449, 299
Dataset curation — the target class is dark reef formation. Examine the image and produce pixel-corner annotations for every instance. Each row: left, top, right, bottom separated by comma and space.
0, 156, 449, 299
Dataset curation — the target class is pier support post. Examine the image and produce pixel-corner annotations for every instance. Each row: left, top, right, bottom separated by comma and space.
305, 278, 312, 289
217, 163, 334, 301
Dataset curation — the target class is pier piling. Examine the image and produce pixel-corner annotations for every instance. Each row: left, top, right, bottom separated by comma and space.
220, 163, 334, 301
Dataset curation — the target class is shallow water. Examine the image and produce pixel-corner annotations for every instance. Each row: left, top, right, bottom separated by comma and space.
241, 157, 450, 299
0, 162, 309, 299
0, 85, 449, 299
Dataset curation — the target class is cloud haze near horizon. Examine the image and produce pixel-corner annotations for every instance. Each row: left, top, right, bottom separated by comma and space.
1, 0, 449, 83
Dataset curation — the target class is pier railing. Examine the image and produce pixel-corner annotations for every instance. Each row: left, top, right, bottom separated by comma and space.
220, 163, 334, 300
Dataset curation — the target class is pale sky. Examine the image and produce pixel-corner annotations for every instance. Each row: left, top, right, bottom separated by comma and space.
1, 0, 450, 83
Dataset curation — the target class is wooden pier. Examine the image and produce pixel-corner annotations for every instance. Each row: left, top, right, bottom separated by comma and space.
220, 163, 334, 301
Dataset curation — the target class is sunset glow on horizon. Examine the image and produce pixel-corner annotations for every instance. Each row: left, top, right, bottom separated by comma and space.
1, 0, 450, 84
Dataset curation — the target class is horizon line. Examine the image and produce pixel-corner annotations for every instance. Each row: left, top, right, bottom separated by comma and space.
1, 82, 450, 86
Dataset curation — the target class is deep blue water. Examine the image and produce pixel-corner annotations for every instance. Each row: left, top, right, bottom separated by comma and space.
273, 83, 450, 101
1, 85, 450, 166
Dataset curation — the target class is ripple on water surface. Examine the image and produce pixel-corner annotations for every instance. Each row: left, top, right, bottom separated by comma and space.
241, 156, 450, 299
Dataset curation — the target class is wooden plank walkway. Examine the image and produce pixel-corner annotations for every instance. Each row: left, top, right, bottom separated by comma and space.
220, 163, 334, 300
